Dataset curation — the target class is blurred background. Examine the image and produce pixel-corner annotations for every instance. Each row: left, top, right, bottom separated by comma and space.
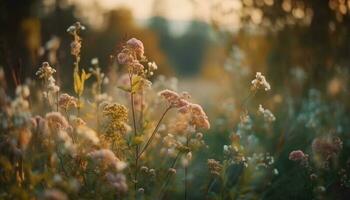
1, 0, 350, 199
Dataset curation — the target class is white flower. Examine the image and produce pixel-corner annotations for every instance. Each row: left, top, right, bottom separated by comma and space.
15, 85, 30, 98
91, 58, 99, 65
251, 72, 271, 91
88, 149, 127, 171
76, 125, 99, 145
258, 104, 276, 122
148, 61, 158, 70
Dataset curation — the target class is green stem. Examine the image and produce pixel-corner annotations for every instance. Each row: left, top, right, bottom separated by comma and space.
184, 135, 189, 200
129, 74, 139, 199
138, 106, 172, 159
158, 152, 181, 199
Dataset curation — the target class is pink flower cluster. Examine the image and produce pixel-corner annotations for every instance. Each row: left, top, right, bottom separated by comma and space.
312, 136, 343, 160
158, 89, 189, 108
159, 89, 210, 129
289, 150, 308, 162
117, 38, 145, 74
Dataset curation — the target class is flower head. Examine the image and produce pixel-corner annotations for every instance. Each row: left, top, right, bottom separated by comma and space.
258, 104, 276, 122
66, 21, 85, 35
88, 149, 127, 171
45, 112, 69, 131
105, 172, 128, 193
36, 62, 56, 80
312, 136, 342, 160
126, 38, 144, 59
289, 150, 308, 162
208, 159, 222, 176
158, 89, 190, 108
251, 72, 271, 91
187, 103, 210, 129
58, 93, 77, 111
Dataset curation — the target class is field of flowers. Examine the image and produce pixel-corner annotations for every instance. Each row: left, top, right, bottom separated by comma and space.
1, 3, 350, 199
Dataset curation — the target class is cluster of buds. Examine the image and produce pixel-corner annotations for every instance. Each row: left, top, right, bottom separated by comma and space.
158, 89, 210, 130
105, 172, 128, 193
251, 72, 271, 91
223, 144, 247, 167
88, 149, 127, 171
58, 93, 77, 112
258, 104, 276, 122
67, 22, 85, 60
312, 135, 343, 161
36, 62, 60, 102
102, 103, 129, 141
117, 38, 146, 75
249, 153, 275, 170
89, 58, 109, 97
289, 150, 309, 166
207, 159, 222, 176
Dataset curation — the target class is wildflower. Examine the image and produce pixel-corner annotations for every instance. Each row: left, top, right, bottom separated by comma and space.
148, 61, 157, 71
132, 75, 152, 93
88, 149, 127, 171
196, 132, 203, 140
140, 166, 149, 173
66, 22, 85, 34
117, 52, 134, 65
56, 130, 75, 155
251, 72, 271, 91
312, 136, 343, 160
310, 173, 318, 180
138, 188, 145, 193
45, 36, 60, 51
47, 76, 60, 93
149, 168, 156, 176
126, 38, 144, 59
168, 168, 177, 174
41, 189, 68, 200
12, 86, 30, 111
69, 115, 86, 127
76, 125, 99, 145
70, 40, 82, 57
187, 103, 210, 129
117, 38, 147, 76
15, 85, 30, 98
181, 152, 193, 167
45, 112, 69, 131
257, 104, 276, 122
67, 22, 85, 58
103, 103, 128, 123
91, 57, 99, 65
289, 150, 308, 162
36, 62, 56, 80
58, 93, 77, 111
32, 115, 49, 136
105, 172, 128, 193
37, 62, 60, 103
207, 159, 222, 176
158, 89, 190, 108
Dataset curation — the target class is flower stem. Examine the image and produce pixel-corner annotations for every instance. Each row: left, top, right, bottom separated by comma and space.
138, 106, 172, 159
158, 152, 181, 199
184, 135, 189, 200
129, 74, 139, 199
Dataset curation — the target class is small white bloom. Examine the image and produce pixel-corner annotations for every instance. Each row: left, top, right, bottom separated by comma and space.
251, 72, 271, 91
258, 104, 276, 122
91, 58, 99, 65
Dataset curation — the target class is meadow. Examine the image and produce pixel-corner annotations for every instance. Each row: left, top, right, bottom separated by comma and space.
1, 1, 350, 200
